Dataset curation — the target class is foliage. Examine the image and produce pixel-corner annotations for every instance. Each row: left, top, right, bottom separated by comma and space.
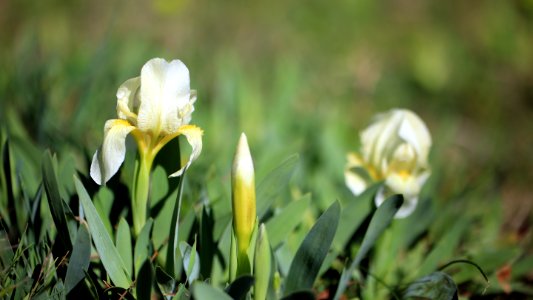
1, 1, 533, 299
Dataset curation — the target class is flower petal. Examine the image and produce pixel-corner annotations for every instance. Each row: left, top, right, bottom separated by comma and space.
374, 187, 418, 218
398, 110, 431, 164
137, 58, 191, 135
345, 169, 367, 196
116, 77, 141, 121
90, 119, 136, 185
168, 125, 203, 177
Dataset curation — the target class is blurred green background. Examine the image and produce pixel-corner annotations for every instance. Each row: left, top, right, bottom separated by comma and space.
1, 0, 532, 256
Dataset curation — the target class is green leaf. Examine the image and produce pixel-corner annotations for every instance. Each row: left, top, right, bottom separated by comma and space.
225, 275, 254, 300
332, 183, 380, 251
134, 218, 154, 278
42, 151, 73, 250
334, 194, 403, 300
136, 259, 154, 300
179, 240, 200, 283
417, 219, 469, 276
155, 266, 177, 299
65, 224, 91, 294
150, 165, 169, 208
166, 174, 186, 277
403, 272, 458, 300
116, 218, 133, 277
192, 282, 232, 300
265, 194, 311, 249
256, 154, 299, 219
281, 290, 316, 300
199, 206, 215, 278
94, 187, 114, 238
284, 200, 340, 295
74, 176, 131, 288
173, 284, 189, 300
254, 224, 271, 300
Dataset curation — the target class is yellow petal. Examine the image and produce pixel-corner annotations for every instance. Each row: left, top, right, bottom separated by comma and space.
90, 119, 136, 185
168, 124, 203, 177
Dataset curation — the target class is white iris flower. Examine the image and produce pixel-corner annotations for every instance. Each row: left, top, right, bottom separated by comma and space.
90, 58, 202, 185
345, 109, 431, 218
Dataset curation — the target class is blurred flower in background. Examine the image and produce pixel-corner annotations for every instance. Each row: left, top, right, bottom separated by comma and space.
345, 109, 431, 218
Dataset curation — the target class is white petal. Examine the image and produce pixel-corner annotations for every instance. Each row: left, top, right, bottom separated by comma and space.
395, 196, 418, 218
232, 133, 254, 186
385, 172, 421, 196
116, 77, 141, 120
374, 187, 418, 218
90, 120, 135, 185
345, 169, 367, 196
398, 110, 431, 163
168, 125, 203, 177
137, 58, 191, 135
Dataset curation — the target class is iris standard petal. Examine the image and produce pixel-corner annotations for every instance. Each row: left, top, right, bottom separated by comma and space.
116, 77, 141, 121
168, 124, 203, 177
137, 58, 191, 135
399, 110, 431, 162
90, 119, 136, 185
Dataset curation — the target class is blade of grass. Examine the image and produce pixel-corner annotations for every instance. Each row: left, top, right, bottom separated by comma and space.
256, 154, 299, 219
265, 194, 311, 249
74, 176, 131, 288
134, 218, 153, 278
334, 194, 403, 300
42, 151, 73, 250
284, 200, 340, 295
65, 224, 91, 294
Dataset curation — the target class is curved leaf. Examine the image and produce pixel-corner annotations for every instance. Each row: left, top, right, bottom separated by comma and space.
284, 200, 340, 295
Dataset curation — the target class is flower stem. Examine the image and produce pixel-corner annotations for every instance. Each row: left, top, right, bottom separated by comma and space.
133, 152, 153, 236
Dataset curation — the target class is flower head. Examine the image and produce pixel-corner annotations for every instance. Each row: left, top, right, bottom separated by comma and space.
90, 58, 202, 185
345, 109, 431, 218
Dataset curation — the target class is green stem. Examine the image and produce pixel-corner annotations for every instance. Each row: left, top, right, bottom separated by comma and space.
133, 152, 154, 236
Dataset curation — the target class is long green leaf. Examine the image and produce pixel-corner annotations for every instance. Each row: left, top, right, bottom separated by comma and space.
65, 224, 91, 294
256, 154, 299, 219
265, 194, 311, 249
332, 183, 380, 251
166, 173, 186, 277
192, 282, 233, 300
179, 240, 200, 283
42, 151, 72, 250
134, 218, 154, 277
155, 266, 177, 299
74, 176, 131, 288
334, 194, 403, 300
116, 218, 133, 277
284, 200, 340, 295
136, 259, 154, 300
417, 219, 469, 276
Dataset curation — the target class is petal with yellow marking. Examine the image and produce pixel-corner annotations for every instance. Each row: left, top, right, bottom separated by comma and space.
90, 119, 136, 185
